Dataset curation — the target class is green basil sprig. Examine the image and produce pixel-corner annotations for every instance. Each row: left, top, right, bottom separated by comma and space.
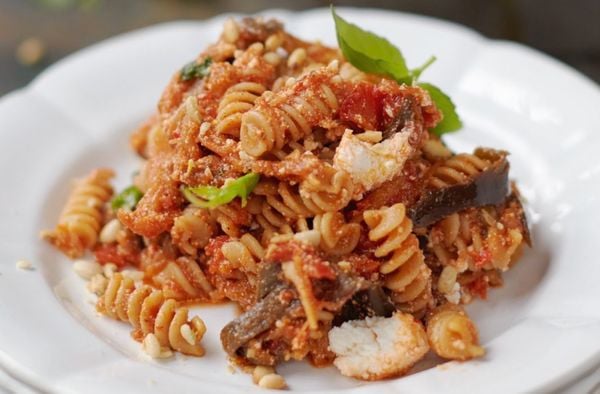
418, 82, 462, 136
332, 7, 462, 136
332, 8, 408, 80
182, 173, 260, 209
111, 185, 143, 211
180, 57, 212, 82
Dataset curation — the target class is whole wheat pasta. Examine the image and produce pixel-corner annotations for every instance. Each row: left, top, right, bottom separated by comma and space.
429, 202, 525, 272
240, 67, 341, 157
171, 206, 216, 257
42, 168, 114, 258
313, 212, 360, 256
299, 165, 354, 213
426, 304, 484, 360
364, 204, 432, 314
152, 257, 213, 301
216, 82, 266, 137
97, 273, 206, 356
221, 233, 265, 274
427, 148, 506, 189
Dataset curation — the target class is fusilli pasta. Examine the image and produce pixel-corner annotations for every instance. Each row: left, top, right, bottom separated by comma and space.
221, 233, 265, 274
42, 168, 114, 258
97, 273, 206, 356
363, 203, 432, 313
210, 203, 252, 238
421, 137, 452, 163
426, 304, 484, 360
152, 256, 213, 301
299, 165, 354, 213
171, 206, 216, 256
216, 82, 266, 137
240, 65, 341, 157
428, 149, 504, 189
313, 212, 360, 256
428, 201, 525, 272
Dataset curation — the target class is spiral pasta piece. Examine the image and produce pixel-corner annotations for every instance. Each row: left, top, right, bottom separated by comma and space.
171, 206, 217, 256
363, 203, 431, 313
299, 165, 354, 213
97, 273, 206, 356
221, 233, 265, 274
429, 201, 525, 272
426, 305, 484, 360
255, 179, 325, 219
152, 257, 214, 301
250, 181, 312, 243
240, 67, 340, 157
216, 82, 266, 137
42, 168, 114, 258
428, 150, 503, 189
313, 212, 360, 256
209, 204, 252, 238
421, 137, 452, 163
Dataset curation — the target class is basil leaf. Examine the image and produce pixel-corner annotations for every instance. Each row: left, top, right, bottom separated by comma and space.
411, 55, 437, 81
418, 82, 462, 136
332, 7, 409, 80
180, 57, 212, 81
111, 185, 143, 211
182, 173, 260, 209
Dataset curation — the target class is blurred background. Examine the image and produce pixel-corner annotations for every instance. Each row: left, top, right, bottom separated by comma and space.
1, 0, 599, 96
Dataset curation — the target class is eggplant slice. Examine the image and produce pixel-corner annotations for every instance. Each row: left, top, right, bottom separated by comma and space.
333, 284, 396, 326
221, 283, 296, 358
409, 148, 510, 228
220, 259, 368, 363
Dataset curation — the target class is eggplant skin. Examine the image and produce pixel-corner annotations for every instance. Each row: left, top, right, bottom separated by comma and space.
506, 187, 532, 247
333, 285, 396, 327
220, 284, 292, 358
382, 95, 421, 142
409, 158, 510, 228
256, 262, 282, 301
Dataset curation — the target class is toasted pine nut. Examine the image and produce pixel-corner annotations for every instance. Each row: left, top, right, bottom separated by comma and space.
287, 48, 307, 68
223, 18, 239, 43
258, 373, 286, 390
99, 218, 121, 244
252, 366, 275, 384
73, 259, 102, 280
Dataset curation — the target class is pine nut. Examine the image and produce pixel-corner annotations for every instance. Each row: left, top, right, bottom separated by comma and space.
103, 263, 117, 278
264, 52, 281, 66
73, 259, 102, 280
265, 34, 283, 51
180, 324, 196, 346
86, 273, 108, 295
191, 316, 207, 339
15, 260, 33, 270
223, 18, 239, 43
287, 48, 307, 68
121, 269, 144, 282
252, 366, 275, 384
258, 373, 286, 390
143, 333, 161, 358
99, 218, 121, 244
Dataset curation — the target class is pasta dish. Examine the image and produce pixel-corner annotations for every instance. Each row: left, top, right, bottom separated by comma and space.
41, 10, 530, 389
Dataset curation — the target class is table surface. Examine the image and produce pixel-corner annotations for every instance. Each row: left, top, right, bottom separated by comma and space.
1, 0, 599, 96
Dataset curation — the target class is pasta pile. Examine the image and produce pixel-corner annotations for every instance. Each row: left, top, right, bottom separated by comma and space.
43, 16, 530, 385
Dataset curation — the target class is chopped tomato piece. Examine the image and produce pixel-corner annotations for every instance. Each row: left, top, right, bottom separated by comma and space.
94, 244, 127, 267
339, 82, 382, 131
469, 276, 489, 300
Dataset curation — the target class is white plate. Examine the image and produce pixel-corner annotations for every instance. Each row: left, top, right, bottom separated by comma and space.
1, 7, 599, 394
